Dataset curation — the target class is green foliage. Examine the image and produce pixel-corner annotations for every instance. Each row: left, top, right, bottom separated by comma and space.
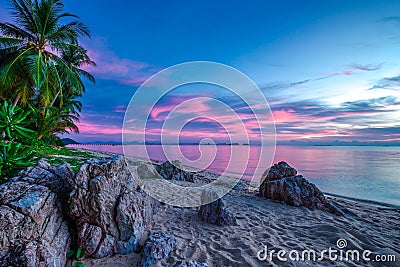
76, 249, 85, 259
30, 100, 82, 140
0, 101, 34, 142
0, 0, 96, 184
37, 145, 95, 158
0, 142, 34, 182
66, 248, 85, 260
40, 135, 65, 147
35, 145, 99, 172
67, 248, 85, 267
0, 0, 95, 141
0, 0, 94, 101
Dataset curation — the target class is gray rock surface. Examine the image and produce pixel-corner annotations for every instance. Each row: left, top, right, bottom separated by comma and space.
259, 161, 344, 215
174, 260, 209, 267
156, 161, 199, 183
198, 189, 236, 226
233, 181, 247, 190
69, 156, 157, 258
0, 160, 73, 267
141, 230, 178, 267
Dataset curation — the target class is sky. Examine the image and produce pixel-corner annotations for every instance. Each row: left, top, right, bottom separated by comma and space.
1, 0, 400, 144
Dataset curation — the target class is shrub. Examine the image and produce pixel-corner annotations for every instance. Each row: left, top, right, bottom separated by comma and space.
0, 142, 35, 182
0, 101, 34, 143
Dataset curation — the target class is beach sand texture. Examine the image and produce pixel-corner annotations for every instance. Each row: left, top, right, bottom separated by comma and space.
84, 189, 400, 267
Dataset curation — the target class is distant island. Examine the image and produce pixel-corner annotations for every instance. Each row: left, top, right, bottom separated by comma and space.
65, 139, 400, 147
61, 138, 80, 145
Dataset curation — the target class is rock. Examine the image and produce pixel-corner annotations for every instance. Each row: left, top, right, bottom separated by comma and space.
198, 189, 236, 226
156, 161, 199, 183
233, 181, 247, 190
261, 161, 297, 182
174, 260, 208, 267
259, 161, 344, 215
141, 230, 178, 267
0, 160, 73, 267
69, 156, 157, 258
137, 163, 159, 179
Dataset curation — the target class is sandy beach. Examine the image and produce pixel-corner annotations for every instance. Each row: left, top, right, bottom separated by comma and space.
78, 150, 400, 267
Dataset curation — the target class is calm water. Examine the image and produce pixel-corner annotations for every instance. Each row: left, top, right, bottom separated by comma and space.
69, 144, 400, 206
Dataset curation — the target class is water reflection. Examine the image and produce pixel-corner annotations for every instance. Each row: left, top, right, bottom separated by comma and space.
69, 144, 400, 206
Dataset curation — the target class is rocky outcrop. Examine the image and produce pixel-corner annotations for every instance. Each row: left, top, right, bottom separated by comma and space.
69, 156, 157, 258
259, 161, 343, 215
198, 189, 236, 226
156, 161, 199, 183
0, 160, 73, 267
141, 230, 178, 267
174, 260, 208, 267
233, 181, 247, 190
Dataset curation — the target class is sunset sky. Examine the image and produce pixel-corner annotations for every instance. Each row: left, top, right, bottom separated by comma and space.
1, 0, 399, 144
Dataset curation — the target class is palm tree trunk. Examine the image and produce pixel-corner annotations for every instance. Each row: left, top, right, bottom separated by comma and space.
49, 90, 60, 109
12, 95, 20, 106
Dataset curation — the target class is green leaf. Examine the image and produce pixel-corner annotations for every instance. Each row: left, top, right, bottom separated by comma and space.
76, 248, 85, 259
72, 262, 84, 267
66, 250, 75, 259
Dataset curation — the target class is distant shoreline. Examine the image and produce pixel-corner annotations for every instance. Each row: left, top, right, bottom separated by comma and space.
68, 143, 400, 147
68, 145, 400, 209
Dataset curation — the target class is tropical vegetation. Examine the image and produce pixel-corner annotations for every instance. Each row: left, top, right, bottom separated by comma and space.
0, 0, 95, 179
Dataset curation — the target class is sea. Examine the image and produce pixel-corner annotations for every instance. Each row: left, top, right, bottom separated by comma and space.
68, 144, 400, 206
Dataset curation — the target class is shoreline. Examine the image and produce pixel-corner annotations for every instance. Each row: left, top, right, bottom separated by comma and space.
68, 143, 400, 147
6, 146, 398, 267
81, 169, 400, 266
68, 146, 399, 209
324, 193, 400, 209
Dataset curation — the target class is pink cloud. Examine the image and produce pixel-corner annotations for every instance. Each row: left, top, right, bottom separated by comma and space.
326, 71, 353, 77
82, 38, 159, 86
77, 122, 122, 135
149, 94, 212, 122
272, 109, 301, 123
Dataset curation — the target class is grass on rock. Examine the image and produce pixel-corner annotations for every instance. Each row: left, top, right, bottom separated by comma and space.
36, 146, 100, 172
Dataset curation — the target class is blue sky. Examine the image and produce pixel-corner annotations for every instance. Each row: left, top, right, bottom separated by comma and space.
1, 0, 399, 143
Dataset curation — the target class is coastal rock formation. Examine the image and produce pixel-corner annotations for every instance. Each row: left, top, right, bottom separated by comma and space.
141, 230, 178, 267
259, 161, 343, 215
156, 161, 199, 183
198, 189, 236, 226
233, 181, 247, 190
69, 156, 157, 258
0, 160, 73, 267
174, 260, 209, 267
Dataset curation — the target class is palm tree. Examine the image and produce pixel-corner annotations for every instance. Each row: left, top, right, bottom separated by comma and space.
0, 0, 94, 110
49, 42, 95, 109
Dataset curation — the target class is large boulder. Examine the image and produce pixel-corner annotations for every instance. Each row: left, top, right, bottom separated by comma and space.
156, 161, 199, 183
141, 230, 178, 267
69, 156, 157, 258
0, 160, 73, 267
259, 161, 343, 215
198, 189, 236, 226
